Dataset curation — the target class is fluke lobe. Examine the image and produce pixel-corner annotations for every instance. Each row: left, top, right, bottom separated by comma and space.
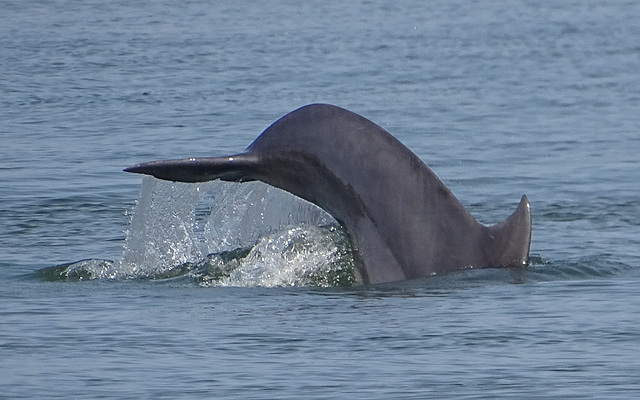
125, 104, 532, 284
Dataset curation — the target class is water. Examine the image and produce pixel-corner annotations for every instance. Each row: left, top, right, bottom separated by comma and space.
1, 0, 639, 398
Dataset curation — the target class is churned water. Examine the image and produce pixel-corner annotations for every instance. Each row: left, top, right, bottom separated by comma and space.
2, 0, 639, 398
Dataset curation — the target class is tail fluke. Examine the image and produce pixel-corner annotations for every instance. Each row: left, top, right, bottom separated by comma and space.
124, 153, 258, 183
486, 195, 532, 268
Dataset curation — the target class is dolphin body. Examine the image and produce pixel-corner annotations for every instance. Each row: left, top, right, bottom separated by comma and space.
125, 104, 531, 284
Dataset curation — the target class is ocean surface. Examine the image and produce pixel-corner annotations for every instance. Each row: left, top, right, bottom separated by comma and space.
2, 0, 639, 398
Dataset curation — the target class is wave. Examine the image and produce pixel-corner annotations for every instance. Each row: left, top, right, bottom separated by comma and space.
35, 251, 632, 288
522, 254, 634, 281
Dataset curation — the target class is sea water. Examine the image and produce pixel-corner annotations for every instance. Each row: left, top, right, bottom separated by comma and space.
1, 0, 639, 398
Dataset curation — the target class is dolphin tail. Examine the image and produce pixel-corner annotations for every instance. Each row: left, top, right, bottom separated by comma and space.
125, 156, 533, 271
485, 195, 532, 268
124, 153, 258, 183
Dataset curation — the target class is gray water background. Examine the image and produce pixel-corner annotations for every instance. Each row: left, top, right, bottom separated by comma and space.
2, 0, 640, 398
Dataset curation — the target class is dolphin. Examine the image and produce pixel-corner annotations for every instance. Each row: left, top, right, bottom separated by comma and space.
125, 104, 531, 284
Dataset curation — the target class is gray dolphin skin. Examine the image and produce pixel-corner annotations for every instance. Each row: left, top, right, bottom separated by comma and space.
125, 104, 532, 284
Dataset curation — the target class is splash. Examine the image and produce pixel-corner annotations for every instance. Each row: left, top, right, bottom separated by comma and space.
39, 177, 356, 286
199, 224, 355, 287
119, 177, 205, 277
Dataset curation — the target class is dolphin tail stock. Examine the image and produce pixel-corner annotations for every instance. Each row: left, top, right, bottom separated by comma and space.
124, 153, 259, 183
485, 195, 532, 268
